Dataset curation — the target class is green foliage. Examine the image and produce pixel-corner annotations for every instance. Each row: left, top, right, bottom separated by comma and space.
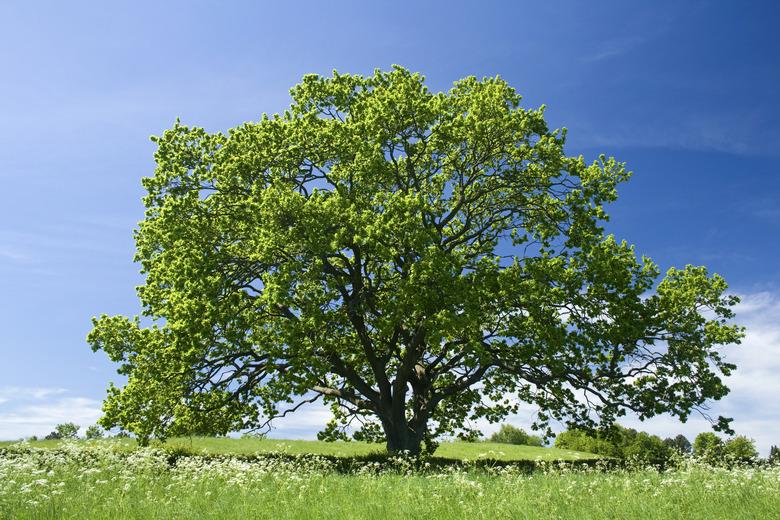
623, 432, 672, 465
693, 432, 758, 465
724, 436, 758, 463
663, 434, 692, 454
769, 445, 780, 464
693, 432, 725, 462
49, 423, 79, 440
554, 429, 621, 458
88, 66, 744, 454
352, 421, 385, 443
555, 425, 672, 464
85, 425, 104, 440
490, 424, 543, 446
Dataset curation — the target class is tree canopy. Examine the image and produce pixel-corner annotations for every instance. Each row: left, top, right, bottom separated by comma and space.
88, 66, 743, 454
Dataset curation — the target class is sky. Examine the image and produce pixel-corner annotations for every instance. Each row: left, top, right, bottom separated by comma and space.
1, 0, 779, 452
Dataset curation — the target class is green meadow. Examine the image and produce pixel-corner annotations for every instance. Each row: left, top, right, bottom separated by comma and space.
2, 439, 779, 519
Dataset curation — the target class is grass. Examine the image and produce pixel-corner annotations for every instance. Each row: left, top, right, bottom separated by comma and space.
1, 441, 779, 519
0, 436, 596, 462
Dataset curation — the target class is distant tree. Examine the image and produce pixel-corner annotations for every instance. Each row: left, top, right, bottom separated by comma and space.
693, 432, 725, 462
88, 66, 744, 455
490, 424, 543, 446
28, 435, 38, 442
556, 424, 671, 464
45, 422, 79, 440
623, 431, 672, 465
724, 436, 758, 463
663, 434, 692, 454
85, 425, 104, 440
114, 430, 131, 438
769, 445, 780, 464
554, 429, 621, 458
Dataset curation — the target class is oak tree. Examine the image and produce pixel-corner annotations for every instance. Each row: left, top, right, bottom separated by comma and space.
88, 67, 743, 454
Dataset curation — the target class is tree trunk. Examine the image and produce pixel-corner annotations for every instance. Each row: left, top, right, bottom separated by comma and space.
380, 401, 429, 455
382, 419, 425, 455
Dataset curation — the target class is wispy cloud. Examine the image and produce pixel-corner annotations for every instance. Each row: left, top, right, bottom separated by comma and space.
570, 109, 777, 156
581, 36, 645, 63
0, 247, 33, 264
0, 387, 101, 440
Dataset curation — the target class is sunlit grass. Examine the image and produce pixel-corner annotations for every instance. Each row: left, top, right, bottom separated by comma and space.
1, 441, 778, 519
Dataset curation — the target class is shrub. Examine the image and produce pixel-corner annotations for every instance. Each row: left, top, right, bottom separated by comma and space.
490, 425, 543, 446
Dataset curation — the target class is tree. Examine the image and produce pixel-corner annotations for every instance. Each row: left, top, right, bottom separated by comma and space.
768, 445, 780, 464
693, 432, 725, 462
554, 429, 620, 457
490, 424, 543, 446
88, 67, 744, 454
46, 422, 79, 440
724, 435, 758, 463
623, 431, 672, 465
554, 424, 671, 464
85, 425, 104, 440
663, 434, 692, 454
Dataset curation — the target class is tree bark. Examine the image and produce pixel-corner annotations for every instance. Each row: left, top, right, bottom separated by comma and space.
379, 394, 429, 455
382, 417, 425, 455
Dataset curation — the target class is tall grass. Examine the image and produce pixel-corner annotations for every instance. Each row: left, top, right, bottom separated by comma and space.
2, 441, 779, 519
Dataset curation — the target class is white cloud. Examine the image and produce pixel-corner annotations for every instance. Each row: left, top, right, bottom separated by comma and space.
0, 387, 101, 440
570, 110, 776, 156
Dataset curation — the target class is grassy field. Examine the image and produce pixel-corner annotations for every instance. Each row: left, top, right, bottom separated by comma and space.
2, 440, 779, 519
0, 436, 595, 462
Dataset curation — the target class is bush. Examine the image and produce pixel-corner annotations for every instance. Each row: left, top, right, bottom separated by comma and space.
489, 425, 543, 446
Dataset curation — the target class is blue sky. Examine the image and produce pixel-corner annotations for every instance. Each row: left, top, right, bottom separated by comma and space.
1, 1, 779, 451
